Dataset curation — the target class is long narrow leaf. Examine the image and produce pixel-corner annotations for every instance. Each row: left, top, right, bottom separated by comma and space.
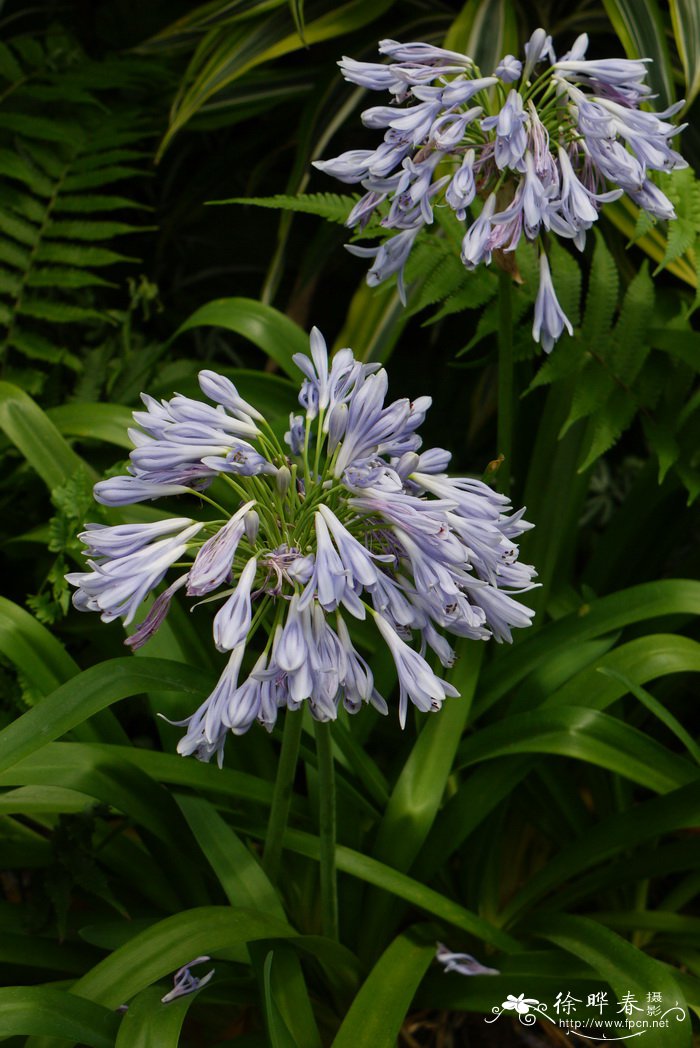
170, 297, 307, 378
0, 658, 210, 773
0, 381, 88, 488
332, 929, 435, 1048
670, 0, 700, 108
0, 987, 118, 1047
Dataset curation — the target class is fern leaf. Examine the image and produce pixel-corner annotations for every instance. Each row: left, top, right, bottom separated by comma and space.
219, 193, 361, 225
581, 229, 619, 348
9, 329, 81, 369
577, 388, 638, 472
35, 243, 137, 267
609, 262, 655, 384
548, 239, 582, 326
0, 149, 53, 195
655, 217, 695, 272
44, 219, 151, 241
19, 140, 65, 179
643, 417, 680, 482
0, 42, 24, 81
562, 360, 617, 433
55, 193, 151, 213
62, 166, 148, 191
11, 37, 46, 68
27, 267, 114, 289
407, 250, 467, 316
427, 268, 498, 324
17, 298, 106, 324
0, 186, 46, 223
0, 208, 38, 246
0, 240, 30, 269
0, 112, 83, 143
526, 337, 588, 392
458, 283, 533, 356
0, 43, 153, 380
71, 148, 152, 172
0, 269, 21, 296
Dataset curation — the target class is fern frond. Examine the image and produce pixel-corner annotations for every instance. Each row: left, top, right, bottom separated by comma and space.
609, 263, 655, 384
0, 36, 156, 387
581, 230, 619, 348
427, 268, 498, 324
217, 193, 361, 225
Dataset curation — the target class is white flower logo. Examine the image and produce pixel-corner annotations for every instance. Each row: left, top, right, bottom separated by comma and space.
502, 993, 540, 1015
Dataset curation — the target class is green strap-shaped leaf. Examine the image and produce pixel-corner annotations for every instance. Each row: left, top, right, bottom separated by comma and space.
95, 744, 278, 807
456, 705, 698, 793
151, 363, 297, 419
114, 986, 195, 1048
0, 784, 94, 815
0, 381, 88, 488
46, 403, 134, 448
331, 929, 435, 1048
445, 0, 519, 75
477, 579, 700, 716
502, 780, 700, 920
334, 279, 408, 365
670, 0, 700, 108
602, 0, 675, 107
599, 666, 700, 764
372, 642, 483, 874
360, 644, 484, 956
159, 0, 396, 154
72, 906, 295, 1008
262, 951, 299, 1048
0, 596, 78, 695
279, 827, 517, 951
0, 987, 118, 1046
0, 657, 210, 773
545, 634, 700, 712
523, 914, 691, 1048
177, 794, 286, 918
0, 744, 194, 849
262, 946, 323, 1048
170, 297, 308, 378
422, 634, 700, 878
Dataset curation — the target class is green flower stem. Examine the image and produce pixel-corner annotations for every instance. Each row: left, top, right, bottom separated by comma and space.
497, 267, 514, 496
262, 709, 304, 883
314, 719, 339, 941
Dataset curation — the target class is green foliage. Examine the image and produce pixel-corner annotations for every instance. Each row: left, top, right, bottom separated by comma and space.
518, 231, 700, 495
0, 34, 156, 396
219, 192, 361, 225
145, 0, 400, 156
27, 467, 100, 625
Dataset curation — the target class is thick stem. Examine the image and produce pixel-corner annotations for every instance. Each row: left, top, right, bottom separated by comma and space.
262, 709, 303, 883
314, 719, 338, 940
497, 267, 514, 497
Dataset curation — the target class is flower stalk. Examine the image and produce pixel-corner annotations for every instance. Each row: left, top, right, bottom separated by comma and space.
315, 719, 339, 940
497, 268, 513, 496
262, 709, 304, 883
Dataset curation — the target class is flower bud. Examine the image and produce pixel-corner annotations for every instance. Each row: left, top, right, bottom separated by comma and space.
327, 402, 348, 451
244, 509, 260, 545
276, 466, 291, 496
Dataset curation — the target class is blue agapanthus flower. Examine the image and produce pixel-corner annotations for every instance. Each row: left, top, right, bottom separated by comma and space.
67, 330, 537, 765
314, 29, 687, 352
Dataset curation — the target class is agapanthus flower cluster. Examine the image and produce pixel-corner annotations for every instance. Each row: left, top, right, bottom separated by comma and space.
67, 329, 536, 765
314, 30, 687, 352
